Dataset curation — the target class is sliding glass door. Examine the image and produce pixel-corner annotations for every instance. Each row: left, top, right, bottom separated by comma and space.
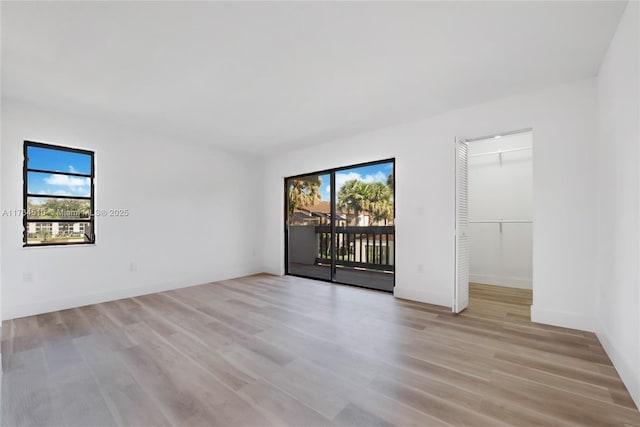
285, 159, 395, 292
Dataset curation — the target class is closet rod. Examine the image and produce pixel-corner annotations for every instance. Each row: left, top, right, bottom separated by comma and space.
469, 146, 532, 158
469, 219, 532, 233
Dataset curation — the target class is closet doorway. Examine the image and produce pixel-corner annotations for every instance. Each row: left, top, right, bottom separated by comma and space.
454, 130, 533, 316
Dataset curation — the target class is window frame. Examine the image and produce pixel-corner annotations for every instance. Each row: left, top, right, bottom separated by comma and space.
23, 140, 96, 247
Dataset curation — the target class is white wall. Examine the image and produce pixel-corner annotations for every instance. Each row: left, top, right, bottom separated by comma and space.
263, 78, 597, 332
595, 1, 640, 409
1, 99, 263, 319
468, 132, 532, 289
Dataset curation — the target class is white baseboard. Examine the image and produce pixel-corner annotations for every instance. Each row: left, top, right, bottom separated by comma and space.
394, 286, 451, 308
469, 273, 532, 289
263, 266, 285, 276
530, 305, 594, 332
597, 329, 640, 410
3, 268, 263, 320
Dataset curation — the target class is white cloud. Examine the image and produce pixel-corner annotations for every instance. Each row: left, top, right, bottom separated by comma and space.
38, 189, 71, 196
43, 174, 90, 196
335, 171, 387, 190
68, 165, 78, 173
44, 174, 89, 187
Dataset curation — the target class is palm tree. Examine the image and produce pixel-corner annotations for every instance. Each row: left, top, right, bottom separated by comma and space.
287, 176, 322, 222
338, 179, 370, 225
38, 227, 51, 242
367, 182, 393, 225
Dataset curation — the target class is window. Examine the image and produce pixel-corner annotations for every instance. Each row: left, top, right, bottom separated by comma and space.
23, 141, 95, 246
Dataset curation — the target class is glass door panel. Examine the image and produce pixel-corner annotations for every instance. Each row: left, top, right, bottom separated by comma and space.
334, 162, 395, 291
286, 173, 332, 281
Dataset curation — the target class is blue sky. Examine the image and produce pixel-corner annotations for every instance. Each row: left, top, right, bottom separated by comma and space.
319, 162, 393, 201
27, 146, 92, 197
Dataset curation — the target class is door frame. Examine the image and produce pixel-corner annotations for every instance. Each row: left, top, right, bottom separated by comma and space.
453, 128, 533, 313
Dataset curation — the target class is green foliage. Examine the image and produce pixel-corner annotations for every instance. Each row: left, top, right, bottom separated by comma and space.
27, 199, 91, 219
37, 227, 51, 242
338, 179, 370, 222
338, 178, 393, 225
287, 176, 322, 220
367, 182, 393, 225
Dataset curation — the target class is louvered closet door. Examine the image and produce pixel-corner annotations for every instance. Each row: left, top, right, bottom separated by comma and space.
454, 138, 469, 313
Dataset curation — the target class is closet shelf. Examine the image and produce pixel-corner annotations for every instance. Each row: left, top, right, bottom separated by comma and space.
469, 146, 532, 158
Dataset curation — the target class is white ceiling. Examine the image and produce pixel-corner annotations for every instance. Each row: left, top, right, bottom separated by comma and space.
1, 1, 627, 155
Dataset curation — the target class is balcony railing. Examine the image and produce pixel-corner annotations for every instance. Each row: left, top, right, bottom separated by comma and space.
315, 225, 394, 272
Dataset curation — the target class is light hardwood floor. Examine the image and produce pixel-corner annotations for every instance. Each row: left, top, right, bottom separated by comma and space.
2, 274, 639, 426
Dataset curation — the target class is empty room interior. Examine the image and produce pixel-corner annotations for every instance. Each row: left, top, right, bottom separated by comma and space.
1, 1, 639, 426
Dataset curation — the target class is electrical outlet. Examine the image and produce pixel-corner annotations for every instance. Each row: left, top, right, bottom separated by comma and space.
23, 272, 33, 282
129, 262, 137, 272
417, 264, 424, 272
